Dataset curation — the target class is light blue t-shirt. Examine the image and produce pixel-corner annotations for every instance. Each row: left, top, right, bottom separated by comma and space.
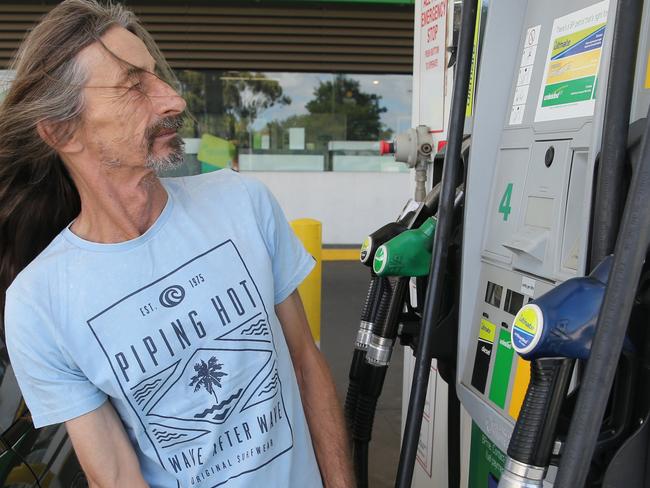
5, 170, 322, 488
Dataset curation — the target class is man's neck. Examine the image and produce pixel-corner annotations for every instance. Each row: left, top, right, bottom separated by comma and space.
68, 168, 168, 244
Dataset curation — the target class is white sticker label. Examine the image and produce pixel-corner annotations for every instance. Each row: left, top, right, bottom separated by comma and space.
513, 84, 530, 105
525, 24, 541, 48
510, 25, 541, 126
509, 104, 525, 125
520, 45, 538, 67
517, 65, 534, 86
521, 276, 536, 296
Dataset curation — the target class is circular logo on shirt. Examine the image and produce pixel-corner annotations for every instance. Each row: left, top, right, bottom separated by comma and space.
512, 303, 544, 355
159, 285, 186, 308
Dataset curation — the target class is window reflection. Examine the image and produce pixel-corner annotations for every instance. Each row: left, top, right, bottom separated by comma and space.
175, 70, 412, 173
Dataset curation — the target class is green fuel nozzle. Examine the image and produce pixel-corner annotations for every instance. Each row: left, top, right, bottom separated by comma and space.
372, 216, 437, 277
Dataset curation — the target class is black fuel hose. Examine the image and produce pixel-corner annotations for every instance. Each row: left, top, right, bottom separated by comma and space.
589, 0, 643, 267
395, 0, 477, 485
354, 277, 406, 422
353, 442, 369, 488
507, 358, 573, 466
374, 278, 409, 340
345, 275, 383, 430
352, 279, 394, 488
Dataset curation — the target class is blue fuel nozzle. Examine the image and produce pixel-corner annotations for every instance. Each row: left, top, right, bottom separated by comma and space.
511, 256, 628, 361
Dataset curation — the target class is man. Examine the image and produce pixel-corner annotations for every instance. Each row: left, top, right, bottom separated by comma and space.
1, 1, 353, 486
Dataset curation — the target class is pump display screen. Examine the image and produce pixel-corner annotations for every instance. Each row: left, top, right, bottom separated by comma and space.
485, 281, 503, 308
504, 289, 525, 316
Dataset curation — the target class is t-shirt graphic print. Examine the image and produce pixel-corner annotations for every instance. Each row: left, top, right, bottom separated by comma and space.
87, 239, 292, 487
5, 170, 322, 488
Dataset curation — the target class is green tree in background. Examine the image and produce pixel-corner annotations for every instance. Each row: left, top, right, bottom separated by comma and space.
305, 74, 390, 140
176, 70, 291, 146
261, 74, 392, 154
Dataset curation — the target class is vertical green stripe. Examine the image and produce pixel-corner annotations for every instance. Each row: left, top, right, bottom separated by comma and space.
489, 328, 515, 408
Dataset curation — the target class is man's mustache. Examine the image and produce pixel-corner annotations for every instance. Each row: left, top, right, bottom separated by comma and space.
145, 113, 186, 142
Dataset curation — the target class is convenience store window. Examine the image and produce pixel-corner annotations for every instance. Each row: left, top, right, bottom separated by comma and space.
173, 70, 412, 174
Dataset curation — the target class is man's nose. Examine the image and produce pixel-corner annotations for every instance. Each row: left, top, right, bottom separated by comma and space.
151, 77, 187, 116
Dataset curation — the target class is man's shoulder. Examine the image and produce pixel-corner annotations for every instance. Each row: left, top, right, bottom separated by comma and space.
7, 233, 69, 299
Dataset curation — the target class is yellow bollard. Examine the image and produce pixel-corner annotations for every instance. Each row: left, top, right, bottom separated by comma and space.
290, 218, 322, 345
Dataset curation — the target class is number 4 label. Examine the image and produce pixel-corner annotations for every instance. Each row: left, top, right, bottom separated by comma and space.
499, 183, 513, 221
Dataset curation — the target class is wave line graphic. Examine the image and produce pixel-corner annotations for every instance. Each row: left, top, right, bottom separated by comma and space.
240, 319, 268, 336
193, 389, 243, 419
133, 379, 162, 403
213, 410, 230, 421
155, 432, 185, 442
258, 374, 279, 396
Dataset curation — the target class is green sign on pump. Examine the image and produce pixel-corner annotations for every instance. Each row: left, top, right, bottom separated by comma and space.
469, 422, 505, 487
488, 328, 515, 409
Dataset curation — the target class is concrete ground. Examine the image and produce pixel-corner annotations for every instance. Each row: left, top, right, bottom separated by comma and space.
321, 261, 404, 488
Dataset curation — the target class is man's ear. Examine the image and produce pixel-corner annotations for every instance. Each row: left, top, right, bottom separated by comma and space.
36, 119, 84, 154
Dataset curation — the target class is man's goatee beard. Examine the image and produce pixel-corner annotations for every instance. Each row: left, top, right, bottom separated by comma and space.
145, 135, 185, 173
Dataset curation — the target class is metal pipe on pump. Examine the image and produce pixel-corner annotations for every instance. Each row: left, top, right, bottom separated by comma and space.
395, 0, 478, 485
346, 165, 441, 488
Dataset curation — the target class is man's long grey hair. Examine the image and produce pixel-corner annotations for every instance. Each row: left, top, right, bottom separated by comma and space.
0, 0, 178, 335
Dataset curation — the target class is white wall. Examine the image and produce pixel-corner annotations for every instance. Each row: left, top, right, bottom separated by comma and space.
248, 171, 413, 245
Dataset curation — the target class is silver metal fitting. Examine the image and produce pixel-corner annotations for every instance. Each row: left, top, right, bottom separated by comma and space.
366, 334, 393, 366
393, 125, 434, 168
497, 458, 546, 488
355, 320, 374, 350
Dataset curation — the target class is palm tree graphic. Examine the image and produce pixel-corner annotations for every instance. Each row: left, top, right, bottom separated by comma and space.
189, 356, 227, 405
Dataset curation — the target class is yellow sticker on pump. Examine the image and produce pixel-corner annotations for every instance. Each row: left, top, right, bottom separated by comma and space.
479, 318, 496, 343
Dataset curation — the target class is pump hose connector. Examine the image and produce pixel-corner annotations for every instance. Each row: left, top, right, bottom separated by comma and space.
364, 280, 396, 366
355, 276, 381, 350
497, 458, 545, 488
366, 278, 408, 366
345, 277, 390, 431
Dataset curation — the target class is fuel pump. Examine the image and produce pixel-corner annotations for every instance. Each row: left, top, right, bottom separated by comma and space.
448, 0, 650, 486
347, 114, 471, 488
347, 185, 442, 488
345, 125, 440, 487
351, 0, 650, 485
347, 2, 475, 485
